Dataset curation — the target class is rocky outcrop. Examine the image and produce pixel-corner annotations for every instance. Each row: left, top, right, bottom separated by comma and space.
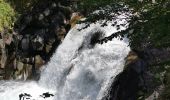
13, 1, 73, 80
103, 51, 150, 100
0, 0, 78, 80
102, 48, 170, 100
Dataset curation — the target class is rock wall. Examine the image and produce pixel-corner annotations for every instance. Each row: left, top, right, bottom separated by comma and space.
102, 51, 149, 100
0, 0, 78, 80
103, 48, 170, 100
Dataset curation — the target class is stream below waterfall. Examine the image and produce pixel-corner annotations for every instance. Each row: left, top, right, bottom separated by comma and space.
0, 19, 130, 100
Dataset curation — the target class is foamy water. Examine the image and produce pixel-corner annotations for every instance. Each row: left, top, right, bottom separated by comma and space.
0, 17, 130, 100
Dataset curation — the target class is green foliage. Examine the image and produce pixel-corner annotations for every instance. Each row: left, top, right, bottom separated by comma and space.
0, 0, 16, 32
0, 0, 39, 32
77, 0, 115, 14
128, 0, 170, 49
77, 0, 170, 49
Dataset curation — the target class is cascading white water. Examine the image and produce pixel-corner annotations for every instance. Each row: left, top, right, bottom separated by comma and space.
0, 18, 130, 100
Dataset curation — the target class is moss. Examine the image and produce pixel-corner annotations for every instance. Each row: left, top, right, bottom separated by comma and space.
0, 0, 16, 32
0, 0, 39, 32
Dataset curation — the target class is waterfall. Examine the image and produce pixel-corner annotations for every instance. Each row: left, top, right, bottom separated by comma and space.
0, 20, 130, 100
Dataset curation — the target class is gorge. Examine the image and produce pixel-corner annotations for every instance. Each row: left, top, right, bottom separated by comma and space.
0, 0, 170, 100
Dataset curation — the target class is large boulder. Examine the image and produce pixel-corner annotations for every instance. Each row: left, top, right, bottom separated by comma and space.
103, 51, 150, 100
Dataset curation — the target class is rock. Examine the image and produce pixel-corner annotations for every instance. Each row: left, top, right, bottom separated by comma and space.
1, 0, 74, 80
56, 26, 66, 41
0, 68, 5, 75
146, 85, 164, 100
38, 14, 44, 20
14, 61, 32, 80
58, 3, 73, 20
103, 50, 149, 100
0, 38, 7, 69
35, 55, 45, 69
124, 51, 139, 66
20, 34, 30, 52
4, 34, 13, 45
14, 61, 24, 79
0, 76, 3, 80
158, 67, 170, 99
19, 93, 32, 100
44, 8, 50, 16
70, 12, 83, 28
0, 68, 5, 79
32, 34, 44, 51
4, 52, 16, 79
16, 61, 24, 71
45, 44, 53, 54
40, 92, 54, 98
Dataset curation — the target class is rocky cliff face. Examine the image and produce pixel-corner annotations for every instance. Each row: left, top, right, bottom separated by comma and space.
102, 48, 170, 100
0, 0, 78, 80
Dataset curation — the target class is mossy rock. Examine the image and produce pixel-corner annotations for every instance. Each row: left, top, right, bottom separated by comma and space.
0, 0, 16, 32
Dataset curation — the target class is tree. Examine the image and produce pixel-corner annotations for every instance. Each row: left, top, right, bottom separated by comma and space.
76, 0, 170, 50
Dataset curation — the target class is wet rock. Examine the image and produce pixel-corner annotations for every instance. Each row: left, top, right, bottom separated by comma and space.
19, 93, 32, 100
70, 12, 83, 28
35, 55, 45, 69
0, 68, 4, 80
103, 50, 149, 100
90, 31, 104, 47
40, 92, 54, 98
14, 60, 32, 80
10, 0, 73, 80
103, 49, 170, 100
56, 26, 67, 41
45, 43, 53, 54
32, 33, 45, 51
20, 34, 30, 52
0, 38, 7, 69
124, 51, 138, 66
1, 0, 79, 80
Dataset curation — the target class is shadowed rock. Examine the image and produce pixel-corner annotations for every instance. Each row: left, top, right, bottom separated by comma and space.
19, 93, 32, 100
40, 92, 54, 98
102, 50, 149, 100
2, 0, 74, 80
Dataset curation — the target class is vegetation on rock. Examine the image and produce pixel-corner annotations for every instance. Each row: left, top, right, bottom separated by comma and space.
0, 0, 16, 32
